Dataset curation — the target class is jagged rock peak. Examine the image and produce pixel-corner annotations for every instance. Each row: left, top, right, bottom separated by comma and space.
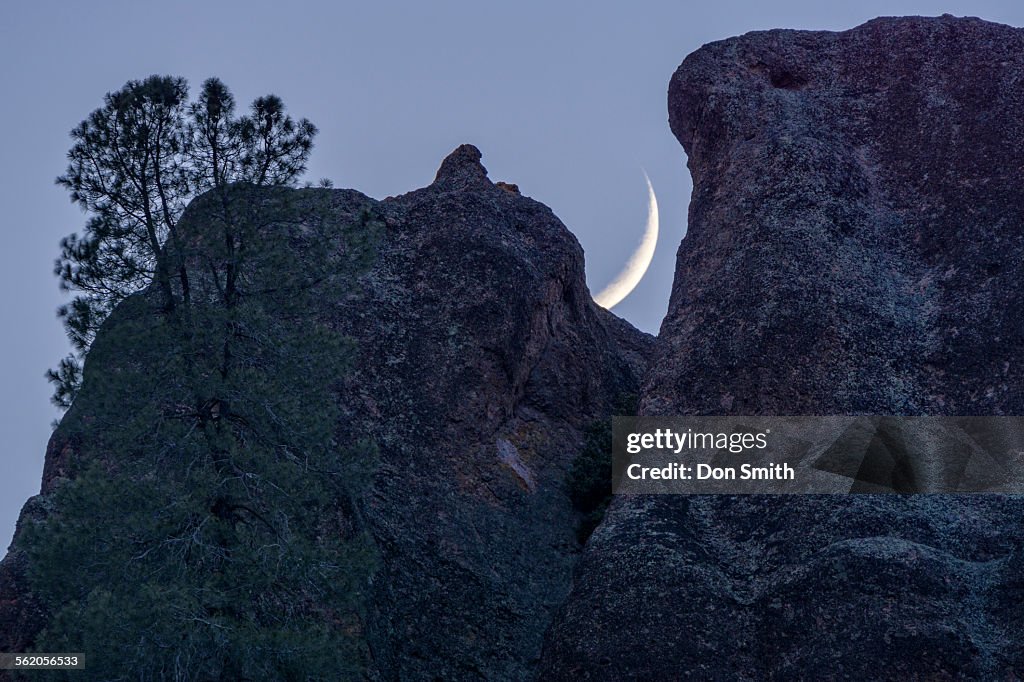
432, 143, 490, 188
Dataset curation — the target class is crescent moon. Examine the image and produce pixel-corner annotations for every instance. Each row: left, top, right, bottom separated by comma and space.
593, 172, 659, 309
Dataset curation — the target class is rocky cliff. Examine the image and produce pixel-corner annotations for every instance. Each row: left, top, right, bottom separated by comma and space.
5, 14, 1024, 681
340, 146, 651, 679
0, 145, 652, 679
540, 15, 1024, 680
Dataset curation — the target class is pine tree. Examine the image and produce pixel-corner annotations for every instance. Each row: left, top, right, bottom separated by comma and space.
50, 76, 317, 408
26, 75, 381, 677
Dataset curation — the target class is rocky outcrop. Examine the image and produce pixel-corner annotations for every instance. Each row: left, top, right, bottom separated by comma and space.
8, 14, 1024, 679
540, 16, 1024, 680
344, 145, 651, 679
0, 145, 653, 680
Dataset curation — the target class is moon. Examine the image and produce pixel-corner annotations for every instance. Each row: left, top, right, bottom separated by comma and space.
593, 172, 659, 309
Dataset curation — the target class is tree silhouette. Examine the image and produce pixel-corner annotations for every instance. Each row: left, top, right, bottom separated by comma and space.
28, 77, 383, 675
50, 75, 317, 407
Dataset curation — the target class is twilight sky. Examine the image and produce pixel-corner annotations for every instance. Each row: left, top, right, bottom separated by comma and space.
1, 0, 1022, 551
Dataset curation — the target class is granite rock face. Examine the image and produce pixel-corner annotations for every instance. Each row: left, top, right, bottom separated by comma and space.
0, 145, 652, 680
540, 16, 1024, 680
345, 145, 651, 680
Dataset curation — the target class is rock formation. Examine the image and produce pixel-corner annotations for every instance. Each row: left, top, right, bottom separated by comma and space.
340, 145, 651, 679
0, 144, 652, 679
5, 14, 1024, 680
539, 15, 1024, 680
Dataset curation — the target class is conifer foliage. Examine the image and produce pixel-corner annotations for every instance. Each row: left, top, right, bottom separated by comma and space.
51, 76, 316, 407
28, 76, 380, 678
